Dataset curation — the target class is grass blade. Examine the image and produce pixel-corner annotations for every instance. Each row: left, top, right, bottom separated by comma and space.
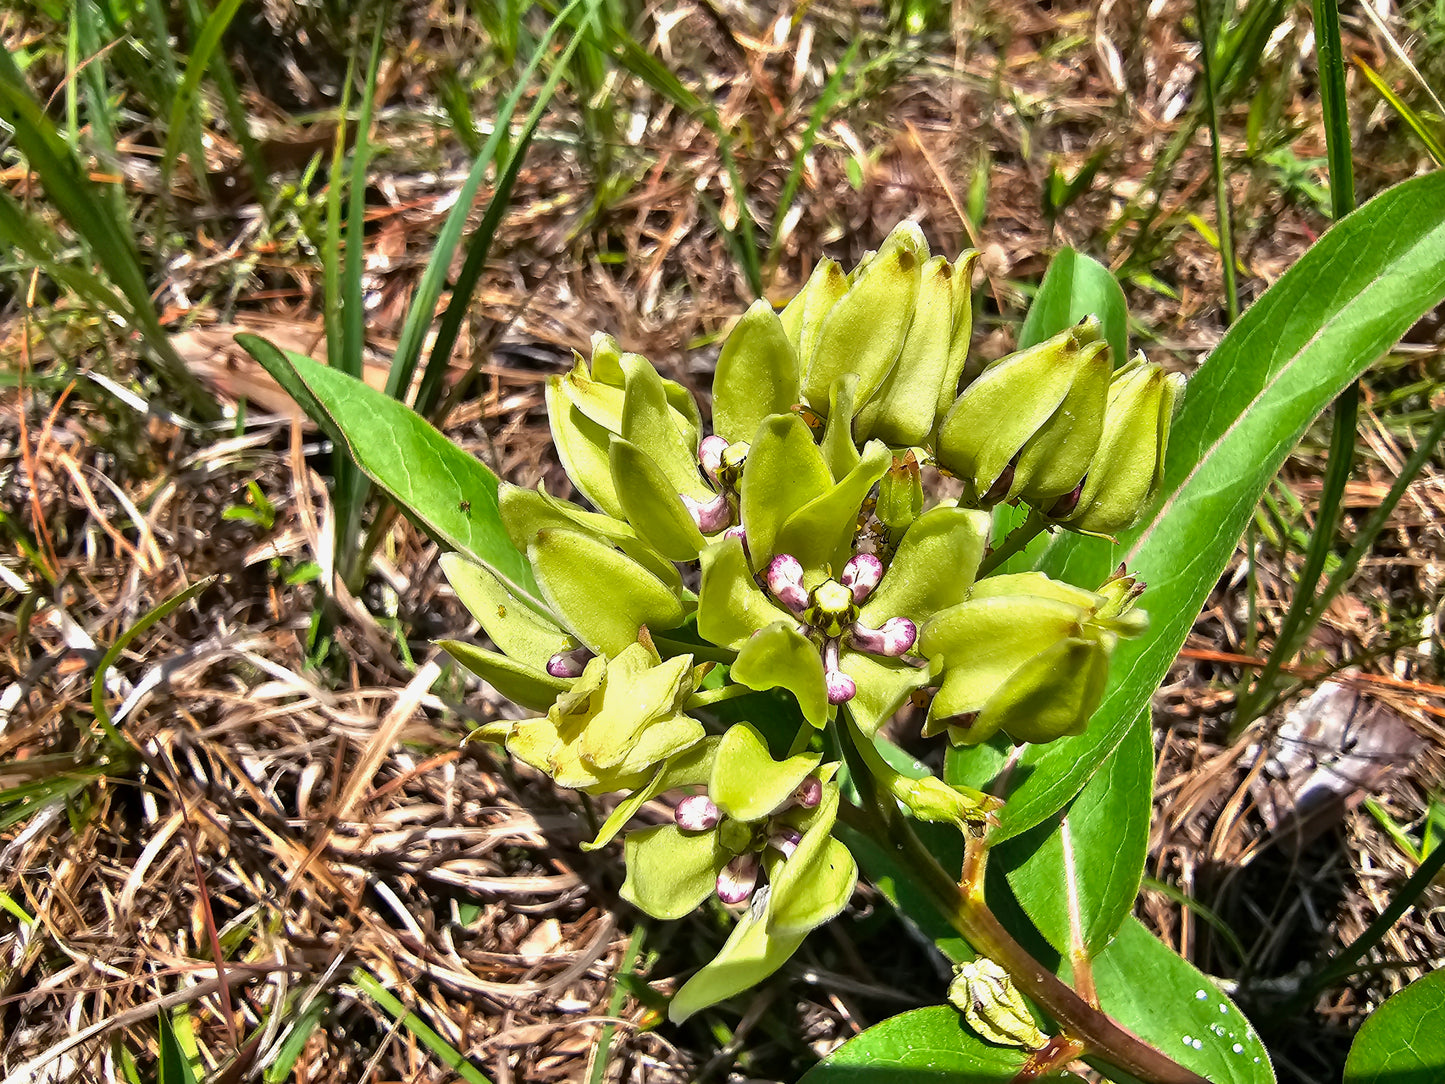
385, 0, 591, 408
1355, 57, 1445, 167
1196, 0, 1239, 324
160, 0, 248, 193
1232, 0, 1359, 736
350, 968, 494, 1084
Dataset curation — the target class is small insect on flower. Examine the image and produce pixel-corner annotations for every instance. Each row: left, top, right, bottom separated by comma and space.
458, 499, 471, 513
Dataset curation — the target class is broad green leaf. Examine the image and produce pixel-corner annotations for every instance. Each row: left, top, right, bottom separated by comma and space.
1344, 969, 1445, 1084
997, 172, 1445, 842
1090, 919, 1273, 1084
797, 1006, 1028, 1083
996, 712, 1151, 955
246, 348, 542, 612
1016, 247, 1128, 376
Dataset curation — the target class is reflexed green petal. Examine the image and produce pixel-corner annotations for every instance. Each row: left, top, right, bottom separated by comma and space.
619, 353, 710, 498
439, 640, 571, 711
731, 621, 828, 727
439, 553, 570, 667
606, 714, 706, 780
609, 437, 708, 560
779, 258, 849, 364
965, 572, 1100, 609
711, 722, 821, 822
979, 636, 1111, 744
875, 451, 923, 537
583, 648, 695, 768
819, 373, 861, 481
937, 249, 982, 425
857, 254, 956, 446
500, 484, 682, 593
698, 536, 785, 649
774, 440, 891, 575
739, 413, 832, 570
530, 528, 687, 655
838, 651, 930, 735
582, 736, 721, 851
919, 595, 1087, 709
860, 505, 990, 627
668, 901, 808, 1023
768, 823, 856, 936
935, 324, 1091, 494
801, 239, 923, 410
714, 299, 800, 445
1010, 339, 1110, 500
555, 352, 626, 431
546, 382, 624, 518
621, 824, 728, 920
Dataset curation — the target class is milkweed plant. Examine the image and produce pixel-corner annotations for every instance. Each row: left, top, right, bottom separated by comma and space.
443, 222, 1177, 1034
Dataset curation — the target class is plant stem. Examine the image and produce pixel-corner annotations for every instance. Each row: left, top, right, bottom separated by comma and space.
840, 721, 1207, 1084
978, 509, 1050, 578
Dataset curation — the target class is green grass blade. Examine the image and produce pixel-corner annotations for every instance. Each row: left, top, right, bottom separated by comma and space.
183, 0, 272, 210
160, 0, 247, 193
1197, 0, 1239, 324
765, 37, 861, 272
143, 0, 211, 202
1232, 0, 1360, 736
412, 0, 600, 419
157, 1010, 200, 1084
1355, 57, 1445, 167
386, 0, 590, 407
0, 46, 214, 417
350, 968, 494, 1084
262, 995, 331, 1083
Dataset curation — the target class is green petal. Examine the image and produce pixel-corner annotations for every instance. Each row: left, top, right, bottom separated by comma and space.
555, 351, 626, 431
439, 553, 570, 668
609, 437, 708, 560
621, 824, 728, 920
440, 640, 571, 712
668, 904, 808, 1023
801, 237, 924, 410
710, 722, 821, 822
819, 373, 861, 481
839, 651, 930, 735
860, 505, 990, 627
856, 254, 956, 446
713, 299, 800, 446
779, 258, 849, 364
774, 439, 891, 575
620, 353, 709, 498
1010, 339, 1110, 500
768, 796, 856, 936
730, 621, 829, 727
546, 381, 625, 517
530, 528, 687, 655
739, 413, 832, 571
582, 736, 720, 852
978, 636, 1111, 744
936, 249, 982, 426
698, 536, 785, 650
583, 647, 695, 769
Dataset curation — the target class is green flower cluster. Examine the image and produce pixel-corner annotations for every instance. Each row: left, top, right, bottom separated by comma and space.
440, 222, 1178, 1022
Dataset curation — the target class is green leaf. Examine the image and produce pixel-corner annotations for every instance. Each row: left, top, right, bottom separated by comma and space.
798, 1006, 1027, 1083
997, 171, 1445, 842
1090, 919, 1273, 1084
996, 712, 1151, 955
1344, 969, 1445, 1084
157, 1011, 199, 1084
1017, 248, 1128, 374
242, 345, 541, 612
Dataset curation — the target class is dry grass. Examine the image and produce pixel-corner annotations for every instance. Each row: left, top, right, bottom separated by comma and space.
3, 2, 1444, 1082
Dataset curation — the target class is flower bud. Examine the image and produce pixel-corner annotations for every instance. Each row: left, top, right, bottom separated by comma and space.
765, 554, 808, 614
675, 794, 722, 831
849, 616, 917, 657
681, 491, 731, 534
699, 434, 728, 486
948, 958, 1048, 1049
936, 319, 1111, 505
546, 646, 593, 678
840, 553, 884, 603
768, 825, 803, 859
717, 854, 760, 904
1048, 356, 1184, 536
793, 775, 823, 808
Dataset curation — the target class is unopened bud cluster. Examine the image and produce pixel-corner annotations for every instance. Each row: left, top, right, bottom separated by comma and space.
438, 221, 1179, 1023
